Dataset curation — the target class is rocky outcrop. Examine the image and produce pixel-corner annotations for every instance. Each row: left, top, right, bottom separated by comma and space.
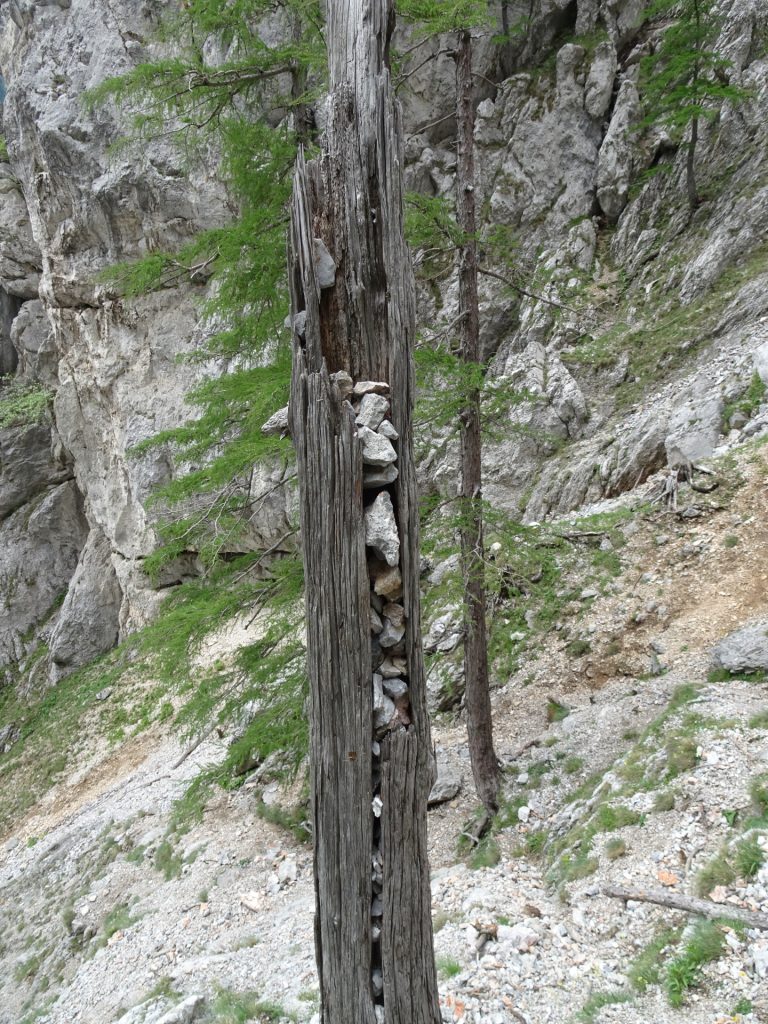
711, 621, 768, 675
0, 0, 768, 688
0, 1, 241, 682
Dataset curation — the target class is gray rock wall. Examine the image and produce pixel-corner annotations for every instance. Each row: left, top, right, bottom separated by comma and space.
0, 0, 767, 686
0, 0, 233, 682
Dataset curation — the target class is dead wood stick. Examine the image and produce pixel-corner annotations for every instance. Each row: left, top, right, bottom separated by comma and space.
501, 738, 540, 764
171, 733, 210, 771
557, 530, 607, 542
602, 884, 768, 931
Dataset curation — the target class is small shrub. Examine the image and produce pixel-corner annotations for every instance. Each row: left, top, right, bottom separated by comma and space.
653, 790, 676, 813
749, 710, 768, 729
724, 534, 740, 548
666, 921, 726, 1007
564, 756, 583, 775
733, 997, 753, 1015
604, 837, 627, 861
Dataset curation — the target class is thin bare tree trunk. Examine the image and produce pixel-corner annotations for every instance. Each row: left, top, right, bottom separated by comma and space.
288, 2, 440, 1022
687, 0, 701, 211
455, 28, 500, 817
687, 113, 699, 211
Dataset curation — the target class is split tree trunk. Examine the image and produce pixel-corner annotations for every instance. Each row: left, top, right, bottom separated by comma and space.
455, 28, 501, 817
288, 2, 440, 1022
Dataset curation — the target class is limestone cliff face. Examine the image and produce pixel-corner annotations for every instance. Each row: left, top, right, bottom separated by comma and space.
408, 0, 768, 519
0, 0, 767, 687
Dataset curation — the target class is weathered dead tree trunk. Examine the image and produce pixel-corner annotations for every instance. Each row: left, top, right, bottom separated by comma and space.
287, 2, 440, 1022
455, 28, 501, 817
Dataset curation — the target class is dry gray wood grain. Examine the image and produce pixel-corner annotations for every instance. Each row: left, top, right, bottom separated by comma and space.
288, 1, 440, 1021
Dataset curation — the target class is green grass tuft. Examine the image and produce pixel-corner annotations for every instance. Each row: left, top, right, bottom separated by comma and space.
469, 835, 501, 870
575, 990, 633, 1023
652, 790, 676, 813
735, 835, 765, 879
696, 846, 736, 897
547, 698, 571, 723
436, 956, 462, 979
154, 840, 184, 881
665, 736, 698, 777
604, 837, 627, 861
666, 921, 726, 1008
628, 928, 679, 992
201, 987, 291, 1023
0, 378, 52, 429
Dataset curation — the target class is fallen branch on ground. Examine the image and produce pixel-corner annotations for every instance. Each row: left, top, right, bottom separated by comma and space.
602, 884, 768, 931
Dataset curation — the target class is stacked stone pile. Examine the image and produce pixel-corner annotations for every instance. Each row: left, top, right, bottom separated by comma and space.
334, 373, 416, 1017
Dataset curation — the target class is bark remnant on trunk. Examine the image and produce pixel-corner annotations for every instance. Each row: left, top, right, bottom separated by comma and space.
288, 2, 440, 1022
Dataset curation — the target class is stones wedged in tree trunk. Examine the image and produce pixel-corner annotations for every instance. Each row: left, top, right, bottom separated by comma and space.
365, 492, 400, 567
357, 393, 390, 430
359, 425, 398, 466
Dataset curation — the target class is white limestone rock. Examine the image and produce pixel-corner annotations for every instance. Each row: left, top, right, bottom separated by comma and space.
358, 425, 397, 467
356, 393, 390, 430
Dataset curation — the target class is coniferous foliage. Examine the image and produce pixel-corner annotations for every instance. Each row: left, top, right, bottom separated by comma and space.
641, 0, 748, 209
85, 1, 325, 791
90, 0, 323, 568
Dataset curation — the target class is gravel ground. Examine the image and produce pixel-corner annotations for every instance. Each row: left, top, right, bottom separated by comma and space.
1, 451, 767, 1024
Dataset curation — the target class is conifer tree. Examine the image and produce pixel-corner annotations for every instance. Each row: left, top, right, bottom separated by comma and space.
397, 0, 501, 818
641, 0, 747, 210
87, 1, 325, 781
